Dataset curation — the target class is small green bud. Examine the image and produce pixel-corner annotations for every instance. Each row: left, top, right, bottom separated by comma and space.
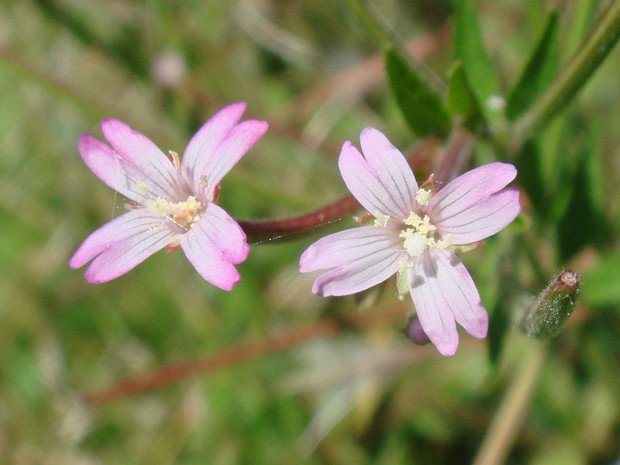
520, 270, 581, 338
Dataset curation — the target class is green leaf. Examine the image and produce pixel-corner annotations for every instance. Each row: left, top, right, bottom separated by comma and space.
581, 250, 620, 307
506, 12, 559, 120
515, 140, 549, 217
446, 60, 486, 131
453, 0, 500, 112
385, 48, 450, 137
557, 144, 611, 261
487, 250, 518, 365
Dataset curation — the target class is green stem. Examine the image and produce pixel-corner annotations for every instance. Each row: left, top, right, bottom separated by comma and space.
472, 341, 547, 465
511, 0, 620, 150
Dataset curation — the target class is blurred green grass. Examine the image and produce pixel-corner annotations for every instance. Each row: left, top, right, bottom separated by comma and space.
1, 0, 620, 464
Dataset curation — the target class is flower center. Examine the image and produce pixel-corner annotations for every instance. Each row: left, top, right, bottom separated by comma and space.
399, 211, 448, 258
146, 195, 204, 230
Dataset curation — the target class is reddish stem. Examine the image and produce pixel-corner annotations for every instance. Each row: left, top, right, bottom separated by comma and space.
83, 305, 408, 405
238, 137, 439, 242
238, 194, 360, 242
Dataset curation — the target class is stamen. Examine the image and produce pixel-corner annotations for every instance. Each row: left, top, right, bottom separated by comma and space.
399, 211, 451, 265
146, 195, 204, 229
415, 188, 431, 206
374, 214, 390, 227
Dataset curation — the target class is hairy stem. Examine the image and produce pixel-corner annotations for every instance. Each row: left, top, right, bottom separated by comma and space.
239, 194, 360, 242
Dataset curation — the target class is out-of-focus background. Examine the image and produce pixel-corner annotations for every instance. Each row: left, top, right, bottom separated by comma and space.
2, 1, 620, 464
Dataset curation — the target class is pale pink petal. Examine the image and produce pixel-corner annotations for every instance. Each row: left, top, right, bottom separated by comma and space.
430, 248, 488, 338
70, 209, 171, 269
78, 135, 152, 204
300, 226, 401, 272
309, 241, 402, 296
408, 248, 487, 355
101, 119, 179, 200
339, 141, 413, 219
431, 162, 516, 219
359, 127, 418, 211
198, 203, 249, 264
183, 102, 247, 178
179, 219, 243, 291
70, 210, 175, 283
435, 188, 520, 244
196, 119, 268, 194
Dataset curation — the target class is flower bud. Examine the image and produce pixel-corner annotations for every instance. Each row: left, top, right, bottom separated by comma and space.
519, 270, 580, 338
405, 315, 431, 346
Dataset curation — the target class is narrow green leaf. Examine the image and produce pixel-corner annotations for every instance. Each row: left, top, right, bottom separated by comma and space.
384, 48, 450, 137
566, 0, 597, 56
581, 250, 620, 307
446, 60, 486, 131
557, 146, 611, 261
515, 140, 548, 217
453, 0, 500, 109
512, 1, 620, 143
506, 13, 559, 120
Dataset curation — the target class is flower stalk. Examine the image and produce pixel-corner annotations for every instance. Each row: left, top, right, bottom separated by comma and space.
473, 342, 548, 465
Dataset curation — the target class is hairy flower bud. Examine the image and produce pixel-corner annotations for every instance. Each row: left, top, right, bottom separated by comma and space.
520, 270, 581, 338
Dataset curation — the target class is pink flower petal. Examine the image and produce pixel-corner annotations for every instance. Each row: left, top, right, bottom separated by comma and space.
183, 102, 247, 181
431, 162, 516, 218
70, 209, 171, 269
408, 248, 488, 355
198, 203, 249, 264
339, 140, 414, 219
78, 135, 152, 204
430, 248, 487, 338
309, 238, 402, 296
179, 218, 243, 291
70, 210, 175, 283
300, 226, 401, 272
101, 119, 179, 200
359, 127, 418, 212
196, 119, 268, 195
435, 187, 521, 244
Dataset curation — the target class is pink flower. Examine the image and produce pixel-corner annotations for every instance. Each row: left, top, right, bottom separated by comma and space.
299, 128, 520, 355
70, 103, 267, 290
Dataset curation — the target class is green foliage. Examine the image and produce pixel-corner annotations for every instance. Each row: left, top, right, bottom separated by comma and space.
506, 12, 559, 120
385, 48, 451, 137
453, 0, 500, 117
1, 0, 620, 464
581, 249, 620, 307
557, 144, 611, 261
446, 60, 486, 131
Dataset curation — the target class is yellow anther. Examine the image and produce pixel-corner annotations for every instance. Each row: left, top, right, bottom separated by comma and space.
146, 195, 204, 230
415, 188, 431, 206
373, 214, 390, 227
